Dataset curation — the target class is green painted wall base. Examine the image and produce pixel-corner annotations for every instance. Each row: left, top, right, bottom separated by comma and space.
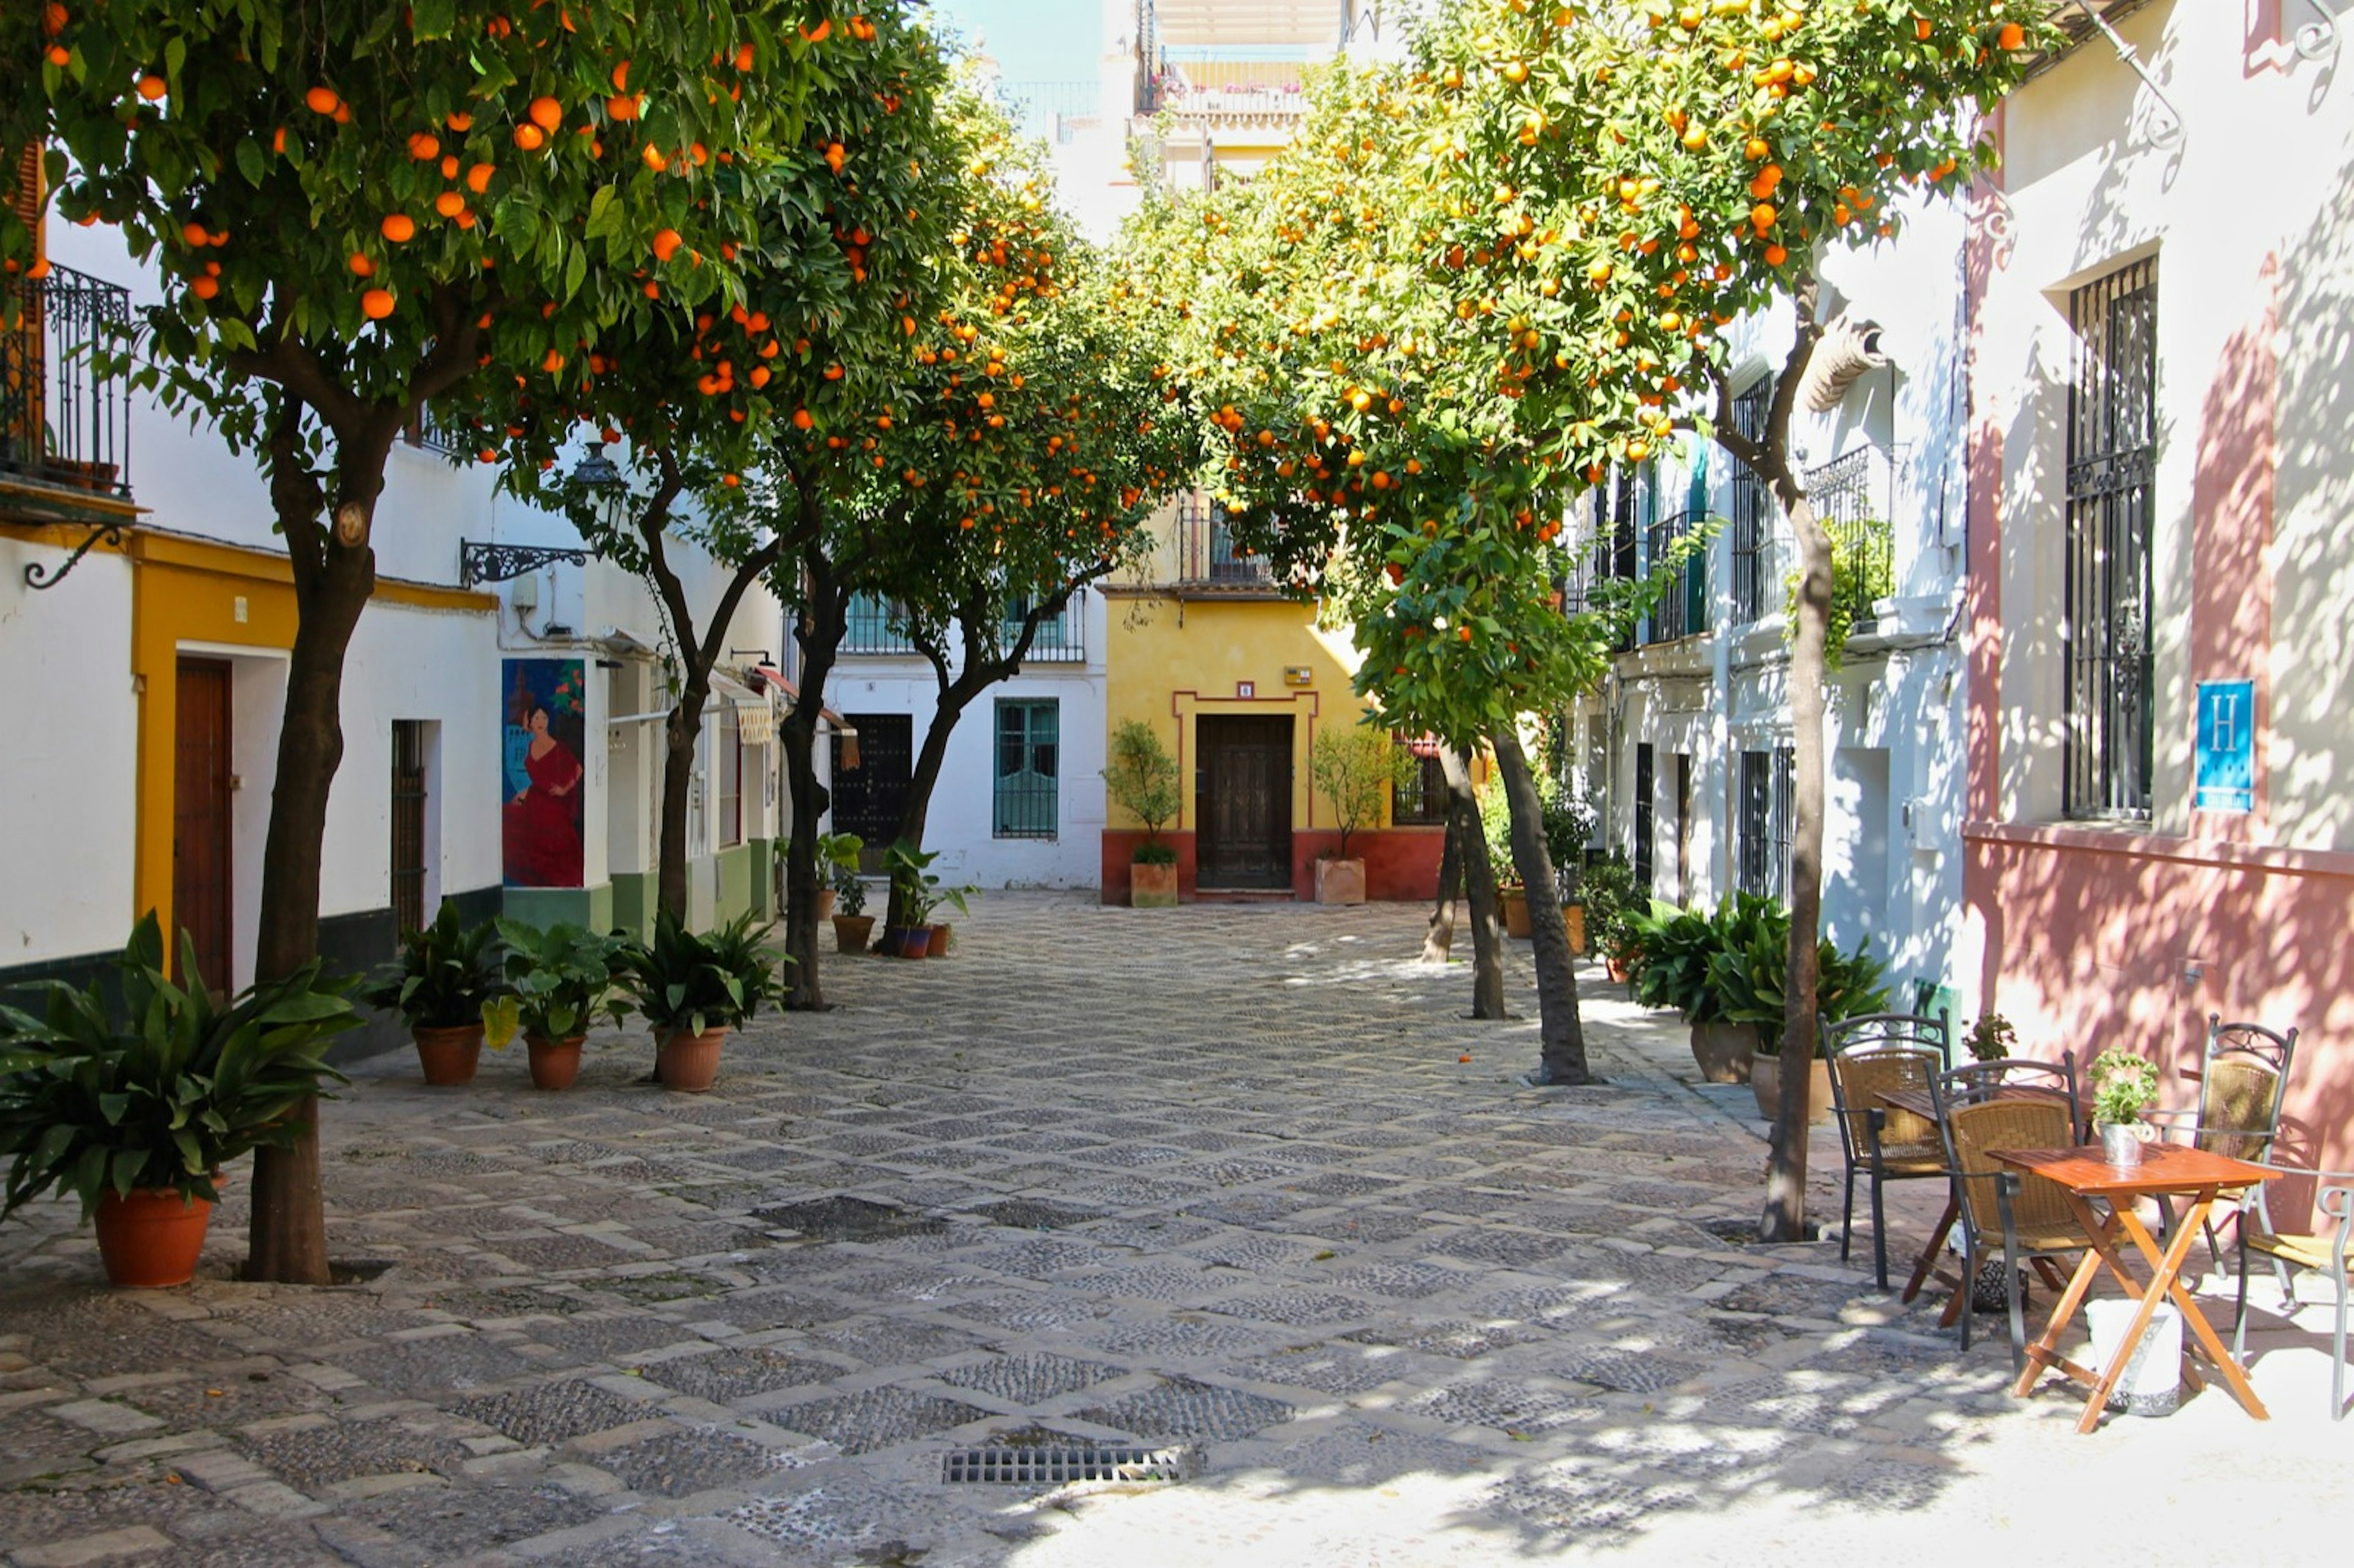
501, 883, 614, 933
609, 872, 652, 941
745, 837, 777, 919
715, 843, 758, 924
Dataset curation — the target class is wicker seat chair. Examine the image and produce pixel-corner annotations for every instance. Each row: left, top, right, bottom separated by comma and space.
1935, 1075, 2085, 1369
2231, 1163, 2354, 1420
1824, 1011, 1952, 1291
2150, 1016, 2299, 1280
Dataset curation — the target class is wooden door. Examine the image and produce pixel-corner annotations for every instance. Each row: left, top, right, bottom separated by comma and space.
173, 658, 233, 991
830, 712, 912, 872
390, 720, 427, 938
1195, 715, 1292, 889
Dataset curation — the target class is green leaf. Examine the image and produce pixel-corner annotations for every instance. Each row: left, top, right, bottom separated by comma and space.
410, 0, 457, 41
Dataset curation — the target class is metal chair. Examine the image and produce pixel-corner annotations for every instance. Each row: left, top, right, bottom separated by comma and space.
2150, 1015, 2298, 1280
1939, 1052, 2082, 1132
1824, 1011, 1951, 1291
2231, 1163, 2354, 1420
1936, 1091, 2085, 1371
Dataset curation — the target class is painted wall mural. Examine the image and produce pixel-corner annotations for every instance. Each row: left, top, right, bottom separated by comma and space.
501, 658, 585, 888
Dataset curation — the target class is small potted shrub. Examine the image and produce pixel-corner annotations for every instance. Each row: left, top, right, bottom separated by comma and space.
825, 833, 875, 954
1308, 728, 1411, 905
618, 911, 789, 1092
495, 920, 631, 1090
1966, 1011, 2016, 1062
1629, 897, 1745, 1081
1718, 921, 1891, 1122
1539, 783, 1596, 953
884, 841, 975, 958
1103, 719, 1181, 907
359, 904, 517, 1086
0, 916, 355, 1288
2089, 1048, 2160, 1166
1581, 857, 1641, 981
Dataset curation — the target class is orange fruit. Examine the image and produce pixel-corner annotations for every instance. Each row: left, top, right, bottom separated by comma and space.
408, 132, 440, 161
1764, 243, 1788, 266
348, 253, 374, 276
1744, 135, 1770, 161
542, 349, 565, 373
440, 154, 459, 178
734, 43, 755, 70
652, 227, 683, 261
466, 162, 494, 193
42, 2, 66, 36
361, 287, 395, 319
305, 85, 340, 116
799, 18, 831, 42
642, 143, 666, 170
137, 74, 167, 101
180, 220, 209, 246
606, 93, 639, 121
513, 123, 545, 151
791, 408, 814, 430
611, 60, 631, 91
435, 191, 466, 218
381, 213, 416, 243
190, 275, 218, 300
528, 96, 563, 132
47, 45, 69, 67
1998, 21, 2025, 50
447, 110, 473, 131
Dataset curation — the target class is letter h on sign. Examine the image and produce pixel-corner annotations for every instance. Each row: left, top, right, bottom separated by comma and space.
2193, 680, 2253, 814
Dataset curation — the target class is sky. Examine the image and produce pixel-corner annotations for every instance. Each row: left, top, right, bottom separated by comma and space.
927, 0, 1105, 88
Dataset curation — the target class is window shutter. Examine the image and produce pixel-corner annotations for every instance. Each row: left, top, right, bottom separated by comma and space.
9, 143, 40, 261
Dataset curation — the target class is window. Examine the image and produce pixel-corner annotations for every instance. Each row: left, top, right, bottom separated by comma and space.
1737, 746, 1795, 900
1391, 734, 1449, 826
390, 721, 428, 938
842, 592, 918, 654
715, 703, 742, 848
2064, 258, 2157, 820
1634, 744, 1655, 894
994, 699, 1059, 837
1004, 590, 1086, 663
1729, 375, 1773, 623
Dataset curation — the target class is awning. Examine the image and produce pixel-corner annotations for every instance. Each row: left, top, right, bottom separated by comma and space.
710, 669, 776, 746
743, 665, 856, 764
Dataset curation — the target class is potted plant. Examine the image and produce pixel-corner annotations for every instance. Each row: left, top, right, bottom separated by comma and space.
2088, 1048, 2161, 1166
1629, 895, 1753, 1083
1539, 782, 1596, 954
1308, 728, 1412, 905
1479, 782, 1529, 937
1966, 1011, 2016, 1063
494, 920, 631, 1090
824, 832, 875, 954
359, 904, 517, 1086
1581, 857, 1642, 980
617, 911, 789, 1092
0, 916, 356, 1288
1103, 718, 1181, 907
885, 841, 975, 957
1719, 925, 1891, 1122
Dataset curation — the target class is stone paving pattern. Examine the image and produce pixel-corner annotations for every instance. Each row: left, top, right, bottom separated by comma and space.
2, 894, 2347, 1565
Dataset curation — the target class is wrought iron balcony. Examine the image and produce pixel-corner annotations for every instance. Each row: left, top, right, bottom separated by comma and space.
1004, 588, 1087, 664
1, 262, 134, 503
840, 592, 921, 656
1173, 494, 1276, 590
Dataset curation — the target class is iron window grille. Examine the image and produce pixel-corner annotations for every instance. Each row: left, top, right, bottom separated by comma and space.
1642, 506, 1712, 644
1174, 491, 1274, 586
1729, 375, 1775, 623
1390, 733, 1449, 826
402, 411, 470, 459
2063, 257, 2157, 821
994, 699, 1059, 838
1634, 744, 1656, 894
1003, 590, 1087, 663
841, 592, 921, 655
1737, 747, 1796, 901
1802, 447, 1897, 637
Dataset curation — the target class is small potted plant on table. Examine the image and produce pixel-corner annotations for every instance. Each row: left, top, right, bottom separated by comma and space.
1308, 728, 1412, 905
360, 904, 516, 1086
1103, 719, 1181, 908
619, 911, 788, 1092
495, 921, 630, 1090
0, 916, 355, 1288
823, 834, 875, 954
2089, 1049, 2161, 1166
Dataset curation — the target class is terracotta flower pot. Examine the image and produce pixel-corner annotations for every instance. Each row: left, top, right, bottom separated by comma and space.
1606, 953, 1634, 984
525, 1033, 585, 1091
413, 1023, 485, 1086
1562, 902, 1588, 957
1689, 1021, 1758, 1085
1501, 887, 1531, 938
927, 922, 952, 957
1750, 1054, 1835, 1124
94, 1187, 215, 1289
832, 914, 875, 954
657, 1026, 728, 1093
815, 887, 837, 922
1314, 857, 1366, 905
1130, 861, 1179, 908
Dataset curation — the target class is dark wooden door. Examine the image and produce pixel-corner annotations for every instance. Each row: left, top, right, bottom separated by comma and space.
831, 712, 912, 872
390, 720, 427, 938
173, 658, 233, 990
1196, 715, 1292, 888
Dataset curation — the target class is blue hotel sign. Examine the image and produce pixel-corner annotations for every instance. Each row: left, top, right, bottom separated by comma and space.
2194, 680, 2254, 814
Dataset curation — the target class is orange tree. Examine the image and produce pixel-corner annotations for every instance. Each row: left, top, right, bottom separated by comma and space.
865, 132, 1197, 930
1415, 0, 2056, 1233
479, 5, 951, 950
1, 1, 813, 1284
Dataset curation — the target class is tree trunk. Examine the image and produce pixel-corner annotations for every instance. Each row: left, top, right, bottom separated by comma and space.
655, 682, 708, 921
1492, 730, 1597, 1086
882, 685, 970, 931
247, 427, 385, 1287
1761, 490, 1832, 1243
782, 560, 849, 1010
1422, 805, 1461, 963
1438, 746, 1504, 1019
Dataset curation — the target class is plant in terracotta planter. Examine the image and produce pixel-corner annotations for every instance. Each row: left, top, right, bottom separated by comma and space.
1580, 857, 1641, 978
1308, 727, 1411, 905
1720, 924, 1890, 1121
884, 841, 975, 957
821, 833, 874, 952
494, 921, 631, 1091
358, 904, 517, 1086
1103, 719, 1181, 907
619, 912, 788, 1092
0, 915, 356, 1287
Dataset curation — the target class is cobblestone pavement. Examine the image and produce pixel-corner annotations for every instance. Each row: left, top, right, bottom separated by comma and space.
4, 894, 2348, 1566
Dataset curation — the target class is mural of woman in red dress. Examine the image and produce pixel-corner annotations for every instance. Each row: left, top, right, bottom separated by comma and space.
501, 660, 585, 887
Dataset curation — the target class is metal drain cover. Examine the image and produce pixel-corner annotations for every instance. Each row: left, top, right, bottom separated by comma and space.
940, 1445, 1190, 1485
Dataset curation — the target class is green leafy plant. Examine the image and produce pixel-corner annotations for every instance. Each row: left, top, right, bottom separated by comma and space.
1580, 857, 1642, 961
1629, 901, 1728, 1021
1719, 931, 1891, 1057
1538, 778, 1596, 888
1309, 726, 1414, 861
2088, 1049, 2161, 1128
1479, 779, 1518, 887
493, 921, 630, 1043
359, 904, 516, 1045
619, 913, 788, 1040
1967, 1011, 2016, 1064
1783, 518, 1897, 670
885, 842, 977, 927
1133, 840, 1179, 867
820, 833, 868, 918
1102, 720, 1181, 860
0, 916, 356, 1217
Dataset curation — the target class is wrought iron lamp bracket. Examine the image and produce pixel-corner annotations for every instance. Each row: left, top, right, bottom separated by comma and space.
23, 522, 126, 590
2084, 7, 2186, 149
2293, 0, 2341, 63
459, 540, 589, 587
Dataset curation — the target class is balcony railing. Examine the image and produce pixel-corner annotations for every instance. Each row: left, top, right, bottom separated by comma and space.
1641, 508, 1712, 645
1004, 589, 1087, 664
1, 263, 134, 500
840, 592, 920, 655
1174, 496, 1275, 588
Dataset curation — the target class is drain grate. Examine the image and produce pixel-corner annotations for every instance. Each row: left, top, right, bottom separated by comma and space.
940, 1445, 1189, 1486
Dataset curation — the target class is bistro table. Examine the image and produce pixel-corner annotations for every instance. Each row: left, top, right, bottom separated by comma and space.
1990, 1143, 2280, 1434
1875, 1084, 2078, 1306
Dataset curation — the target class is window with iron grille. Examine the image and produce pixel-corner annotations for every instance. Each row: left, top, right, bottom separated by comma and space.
1737, 747, 1795, 900
994, 699, 1059, 838
841, 592, 919, 655
1729, 375, 1773, 623
1004, 590, 1086, 663
2064, 258, 2157, 820
1391, 733, 1448, 825
715, 704, 742, 848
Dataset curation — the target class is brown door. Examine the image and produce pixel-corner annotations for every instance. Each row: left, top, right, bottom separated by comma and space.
172, 658, 234, 990
1195, 715, 1292, 889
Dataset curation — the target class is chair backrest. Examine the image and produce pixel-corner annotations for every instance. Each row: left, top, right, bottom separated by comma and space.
1940, 1096, 2078, 1246
2198, 1015, 2297, 1161
1939, 1053, 2081, 1135
1826, 1040, 1946, 1168
1825, 1010, 1952, 1062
